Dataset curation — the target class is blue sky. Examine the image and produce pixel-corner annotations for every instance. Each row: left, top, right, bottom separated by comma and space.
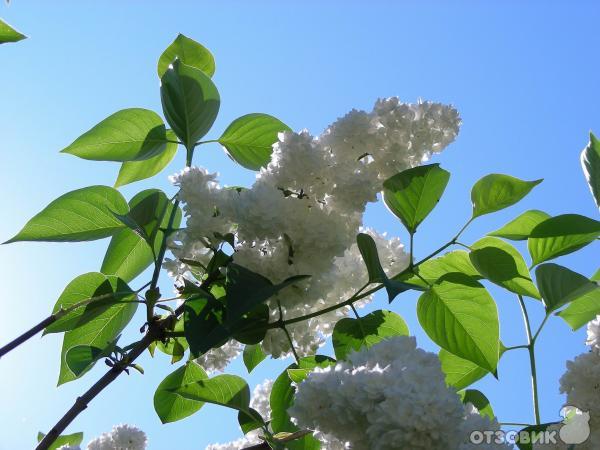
1, 1, 599, 448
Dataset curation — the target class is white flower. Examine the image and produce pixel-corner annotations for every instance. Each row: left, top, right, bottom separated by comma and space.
586, 316, 600, 352
172, 98, 459, 364
86, 424, 146, 450
195, 340, 243, 374
57, 446, 81, 450
288, 336, 468, 450
250, 379, 274, 418
559, 351, 600, 417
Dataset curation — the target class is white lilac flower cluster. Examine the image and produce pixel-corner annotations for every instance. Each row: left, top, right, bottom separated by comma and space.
166, 98, 461, 371
288, 336, 511, 450
56, 424, 146, 450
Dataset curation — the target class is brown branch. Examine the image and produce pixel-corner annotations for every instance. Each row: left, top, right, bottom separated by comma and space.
36, 317, 169, 450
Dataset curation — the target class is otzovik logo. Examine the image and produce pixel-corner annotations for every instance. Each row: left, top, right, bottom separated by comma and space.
558, 406, 591, 445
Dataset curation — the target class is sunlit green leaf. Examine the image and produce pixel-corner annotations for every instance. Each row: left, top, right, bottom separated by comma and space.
0, 18, 26, 44
489, 210, 551, 241
581, 132, 600, 209
58, 275, 137, 385
471, 174, 542, 218
154, 361, 208, 423
169, 374, 251, 413
37, 432, 83, 450
418, 273, 500, 372
61, 109, 169, 161
439, 349, 488, 390
398, 250, 481, 287
115, 131, 178, 187
528, 214, 600, 266
332, 310, 409, 360
536, 263, 599, 313
5, 186, 129, 243
45, 272, 134, 334
382, 163, 450, 233
101, 189, 181, 282
470, 237, 540, 299
158, 34, 215, 78
218, 113, 291, 170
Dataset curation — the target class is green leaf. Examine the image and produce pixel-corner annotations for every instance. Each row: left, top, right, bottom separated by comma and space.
0, 19, 26, 44
270, 356, 335, 450
153, 361, 208, 423
382, 163, 450, 233
158, 34, 216, 78
356, 233, 386, 283
160, 59, 220, 149
397, 250, 481, 288
592, 268, 600, 282
536, 263, 600, 313
528, 214, 600, 266
417, 273, 500, 372
226, 263, 309, 324
58, 275, 137, 385
356, 233, 425, 301
114, 131, 178, 187
459, 389, 495, 420
169, 374, 251, 413
65, 344, 112, 377
332, 310, 409, 360
439, 349, 488, 390
470, 237, 540, 299
37, 432, 83, 450
471, 174, 542, 218
184, 295, 229, 357
243, 344, 267, 373
102, 189, 181, 282
238, 408, 265, 434
489, 210, 551, 240
156, 318, 188, 363
45, 272, 134, 334
555, 270, 600, 330
582, 132, 600, 209
218, 113, 292, 171
232, 304, 270, 345
61, 109, 169, 161
5, 186, 129, 243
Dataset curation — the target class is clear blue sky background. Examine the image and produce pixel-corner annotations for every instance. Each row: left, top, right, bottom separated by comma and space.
1, 1, 599, 449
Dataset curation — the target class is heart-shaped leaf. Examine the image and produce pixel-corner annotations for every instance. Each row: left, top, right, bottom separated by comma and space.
158, 34, 215, 78
160, 60, 220, 149
153, 361, 208, 424
332, 310, 409, 360
383, 163, 450, 233
218, 113, 291, 170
